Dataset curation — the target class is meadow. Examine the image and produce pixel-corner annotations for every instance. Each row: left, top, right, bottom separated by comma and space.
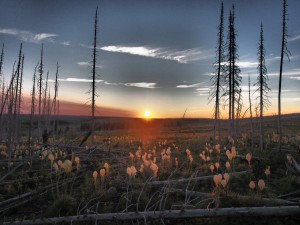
0, 114, 299, 224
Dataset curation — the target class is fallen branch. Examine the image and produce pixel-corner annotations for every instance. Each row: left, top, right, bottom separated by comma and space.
278, 190, 300, 199
286, 155, 300, 175
0, 174, 82, 209
167, 189, 297, 206
0, 161, 26, 182
2, 206, 300, 225
135, 170, 251, 186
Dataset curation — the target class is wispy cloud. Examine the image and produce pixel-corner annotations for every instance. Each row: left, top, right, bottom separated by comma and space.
289, 76, 300, 80
100, 45, 214, 64
218, 61, 258, 69
0, 27, 69, 45
194, 87, 210, 96
288, 34, 300, 42
77, 61, 102, 68
268, 68, 300, 76
105, 81, 157, 88
237, 61, 258, 68
49, 77, 157, 89
77, 62, 90, 66
60, 41, 71, 46
240, 85, 257, 92
176, 82, 205, 88
50, 78, 104, 83
124, 82, 157, 88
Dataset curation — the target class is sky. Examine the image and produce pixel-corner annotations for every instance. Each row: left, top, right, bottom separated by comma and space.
0, 0, 300, 118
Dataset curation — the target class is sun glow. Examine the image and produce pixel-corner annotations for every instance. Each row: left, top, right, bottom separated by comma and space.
144, 111, 151, 118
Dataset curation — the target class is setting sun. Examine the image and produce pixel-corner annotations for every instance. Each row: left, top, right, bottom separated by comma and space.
144, 111, 151, 118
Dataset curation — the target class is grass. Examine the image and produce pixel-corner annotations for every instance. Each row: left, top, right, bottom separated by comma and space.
0, 114, 299, 224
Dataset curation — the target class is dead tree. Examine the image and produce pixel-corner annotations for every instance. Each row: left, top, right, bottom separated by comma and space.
88, 7, 99, 145
278, 0, 291, 151
38, 44, 44, 141
52, 62, 59, 136
248, 73, 254, 148
28, 64, 38, 170
209, 1, 225, 145
224, 6, 242, 140
255, 24, 270, 151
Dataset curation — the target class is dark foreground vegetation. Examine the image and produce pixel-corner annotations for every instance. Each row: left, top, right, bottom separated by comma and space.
0, 114, 299, 225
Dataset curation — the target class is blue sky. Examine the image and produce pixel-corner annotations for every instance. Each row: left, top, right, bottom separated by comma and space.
0, 0, 300, 118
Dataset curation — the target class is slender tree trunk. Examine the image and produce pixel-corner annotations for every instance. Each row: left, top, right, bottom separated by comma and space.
259, 39, 264, 151
28, 64, 38, 170
278, 0, 288, 152
248, 74, 254, 148
53, 62, 59, 138
91, 7, 98, 145
228, 11, 233, 136
38, 44, 44, 142
213, 2, 224, 145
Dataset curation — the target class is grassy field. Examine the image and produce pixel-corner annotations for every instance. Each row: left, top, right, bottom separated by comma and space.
0, 114, 299, 224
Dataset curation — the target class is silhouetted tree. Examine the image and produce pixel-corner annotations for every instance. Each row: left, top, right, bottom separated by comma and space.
89, 7, 99, 144
209, 1, 225, 145
53, 62, 59, 135
278, 0, 291, 151
38, 44, 44, 140
248, 73, 254, 148
43, 71, 49, 118
28, 63, 38, 170
0, 44, 4, 128
0, 44, 4, 83
255, 24, 270, 151
224, 5, 241, 139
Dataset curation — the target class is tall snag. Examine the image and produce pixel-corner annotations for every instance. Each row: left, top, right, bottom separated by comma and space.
53, 62, 59, 136
209, 1, 225, 145
28, 63, 38, 170
255, 24, 270, 151
38, 44, 44, 141
224, 5, 241, 141
88, 6, 99, 145
278, 0, 291, 151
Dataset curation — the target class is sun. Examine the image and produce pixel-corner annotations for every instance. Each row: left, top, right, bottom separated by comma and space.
144, 111, 151, 118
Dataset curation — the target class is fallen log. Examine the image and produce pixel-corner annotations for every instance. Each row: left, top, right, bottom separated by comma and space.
2, 206, 300, 225
286, 155, 300, 175
167, 189, 297, 206
135, 170, 251, 186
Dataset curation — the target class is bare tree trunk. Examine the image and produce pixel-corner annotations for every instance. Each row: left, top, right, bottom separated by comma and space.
278, 0, 290, 152
38, 44, 44, 143
212, 2, 224, 145
28, 64, 38, 171
248, 74, 254, 148
53, 62, 59, 138
91, 7, 99, 145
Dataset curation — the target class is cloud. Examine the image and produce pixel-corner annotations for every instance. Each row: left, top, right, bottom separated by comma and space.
100, 45, 214, 64
77, 61, 102, 68
176, 82, 204, 88
268, 68, 300, 76
0, 27, 69, 45
289, 77, 300, 81
104, 81, 157, 88
54, 78, 104, 83
240, 85, 257, 92
288, 34, 300, 42
218, 61, 258, 69
77, 62, 90, 66
237, 61, 258, 68
194, 87, 210, 96
124, 82, 157, 88
49, 77, 156, 88
60, 41, 71, 46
